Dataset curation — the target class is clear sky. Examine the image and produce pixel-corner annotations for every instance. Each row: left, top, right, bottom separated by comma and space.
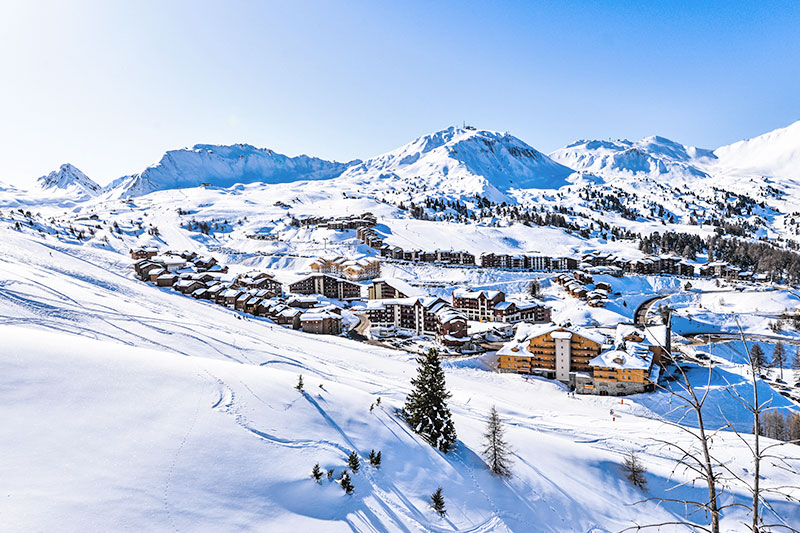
2, 0, 799, 187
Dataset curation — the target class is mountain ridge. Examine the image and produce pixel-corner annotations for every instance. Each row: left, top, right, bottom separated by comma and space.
22, 119, 800, 202
104, 143, 359, 198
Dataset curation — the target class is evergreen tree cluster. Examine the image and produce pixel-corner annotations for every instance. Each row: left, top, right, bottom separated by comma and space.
639, 231, 704, 259
708, 235, 800, 282
310, 449, 382, 495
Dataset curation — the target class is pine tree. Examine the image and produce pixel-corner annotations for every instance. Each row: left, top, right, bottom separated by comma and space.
368, 449, 382, 467
311, 463, 323, 482
327, 468, 334, 480
431, 487, 446, 517
621, 450, 648, 490
403, 348, 457, 453
295, 374, 304, 392
482, 406, 513, 477
339, 470, 354, 494
750, 344, 766, 373
528, 280, 540, 297
348, 451, 360, 472
771, 342, 787, 380
792, 347, 800, 370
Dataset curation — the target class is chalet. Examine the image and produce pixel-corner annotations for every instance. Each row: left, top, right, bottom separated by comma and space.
206, 284, 226, 302
151, 255, 187, 272
138, 262, 164, 281
255, 299, 279, 317
235, 293, 250, 311
300, 310, 343, 335
191, 287, 207, 299
233, 272, 282, 294
175, 279, 205, 295
678, 263, 695, 277
193, 256, 218, 270
273, 307, 302, 329
130, 247, 159, 260
244, 297, 262, 315
148, 268, 167, 283
497, 324, 606, 382
221, 288, 242, 307
286, 295, 318, 308
368, 278, 423, 300
156, 273, 178, 287
403, 250, 422, 262
289, 274, 361, 300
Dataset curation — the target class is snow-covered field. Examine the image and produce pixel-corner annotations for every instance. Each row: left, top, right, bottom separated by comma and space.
2, 208, 799, 532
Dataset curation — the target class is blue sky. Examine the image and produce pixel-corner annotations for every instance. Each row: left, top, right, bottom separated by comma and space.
1, 0, 799, 186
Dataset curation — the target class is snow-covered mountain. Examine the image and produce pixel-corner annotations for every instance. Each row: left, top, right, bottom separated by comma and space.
335, 127, 575, 204
106, 144, 357, 198
549, 136, 717, 181
715, 119, 800, 180
37, 163, 101, 198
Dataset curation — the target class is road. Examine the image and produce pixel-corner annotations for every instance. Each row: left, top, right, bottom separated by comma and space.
633, 295, 668, 325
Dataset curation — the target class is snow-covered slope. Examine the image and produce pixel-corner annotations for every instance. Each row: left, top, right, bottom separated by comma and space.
715, 119, 800, 179
107, 144, 357, 198
549, 136, 716, 181
336, 127, 575, 204
37, 163, 101, 198
1, 227, 798, 532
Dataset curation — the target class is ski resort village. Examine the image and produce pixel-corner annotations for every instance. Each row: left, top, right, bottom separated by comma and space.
3, 119, 800, 532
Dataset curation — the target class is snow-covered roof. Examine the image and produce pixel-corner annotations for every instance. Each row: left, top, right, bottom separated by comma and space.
300, 310, 341, 321
589, 343, 653, 370
372, 277, 425, 297
512, 323, 605, 345
614, 324, 668, 349
452, 287, 503, 300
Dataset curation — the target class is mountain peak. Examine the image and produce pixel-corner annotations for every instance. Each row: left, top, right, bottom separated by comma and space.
338, 126, 574, 204
37, 164, 101, 197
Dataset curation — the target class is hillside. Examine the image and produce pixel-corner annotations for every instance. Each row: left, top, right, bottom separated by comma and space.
1, 227, 799, 532
548, 136, 716, 181
715, 119, 800, 180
